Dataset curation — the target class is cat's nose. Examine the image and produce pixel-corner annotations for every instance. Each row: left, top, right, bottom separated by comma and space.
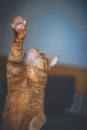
26, 48, 37, 55
29, 48, 37, 52
30, 48, 36, 51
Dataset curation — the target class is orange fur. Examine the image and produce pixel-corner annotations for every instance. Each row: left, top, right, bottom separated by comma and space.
1, 16, 58, 130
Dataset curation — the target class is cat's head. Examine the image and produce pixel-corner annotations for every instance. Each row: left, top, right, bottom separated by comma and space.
24, 48, 58, 79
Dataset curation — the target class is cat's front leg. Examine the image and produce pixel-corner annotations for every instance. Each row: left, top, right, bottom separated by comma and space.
9, 16, 27, 62
7, 16, 27, 79
29, 113, 46, 130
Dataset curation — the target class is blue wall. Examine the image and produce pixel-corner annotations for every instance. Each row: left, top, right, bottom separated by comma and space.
0, 0, 87, 68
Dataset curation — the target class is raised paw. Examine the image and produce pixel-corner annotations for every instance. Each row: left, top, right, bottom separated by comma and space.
10, 16, 26, 33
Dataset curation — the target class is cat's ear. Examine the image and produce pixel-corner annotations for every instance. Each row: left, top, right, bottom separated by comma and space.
48, 55, 58, 67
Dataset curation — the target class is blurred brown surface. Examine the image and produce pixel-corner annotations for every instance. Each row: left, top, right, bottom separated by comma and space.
50, 64, 87, 93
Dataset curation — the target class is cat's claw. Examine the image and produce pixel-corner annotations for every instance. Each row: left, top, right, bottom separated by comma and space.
10, 16, 26, 33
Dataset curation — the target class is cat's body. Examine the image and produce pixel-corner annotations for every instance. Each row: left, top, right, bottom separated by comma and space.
1, 16, 58, 130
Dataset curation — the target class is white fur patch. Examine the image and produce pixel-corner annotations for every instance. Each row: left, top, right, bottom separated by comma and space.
25, 52, 41, 66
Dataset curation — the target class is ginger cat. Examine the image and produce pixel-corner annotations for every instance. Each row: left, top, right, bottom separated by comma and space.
1, 16, 58, 130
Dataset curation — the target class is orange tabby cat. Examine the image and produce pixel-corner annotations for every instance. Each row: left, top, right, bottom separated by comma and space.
1, 16, 58, 130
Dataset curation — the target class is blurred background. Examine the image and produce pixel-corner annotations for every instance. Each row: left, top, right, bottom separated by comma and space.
0, 0, 87, 129
0, 0, 87, 68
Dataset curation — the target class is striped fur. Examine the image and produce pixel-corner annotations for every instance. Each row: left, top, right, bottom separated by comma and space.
1, 16, 58, 130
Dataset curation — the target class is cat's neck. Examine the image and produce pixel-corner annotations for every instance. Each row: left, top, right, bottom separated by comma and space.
29, 80, 46, 100
28, 77, 47, 94
26, 65, 48, 94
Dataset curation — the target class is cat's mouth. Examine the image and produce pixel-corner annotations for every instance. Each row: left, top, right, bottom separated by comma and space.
26, 48, 38, 57
28, 48, 37, 53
